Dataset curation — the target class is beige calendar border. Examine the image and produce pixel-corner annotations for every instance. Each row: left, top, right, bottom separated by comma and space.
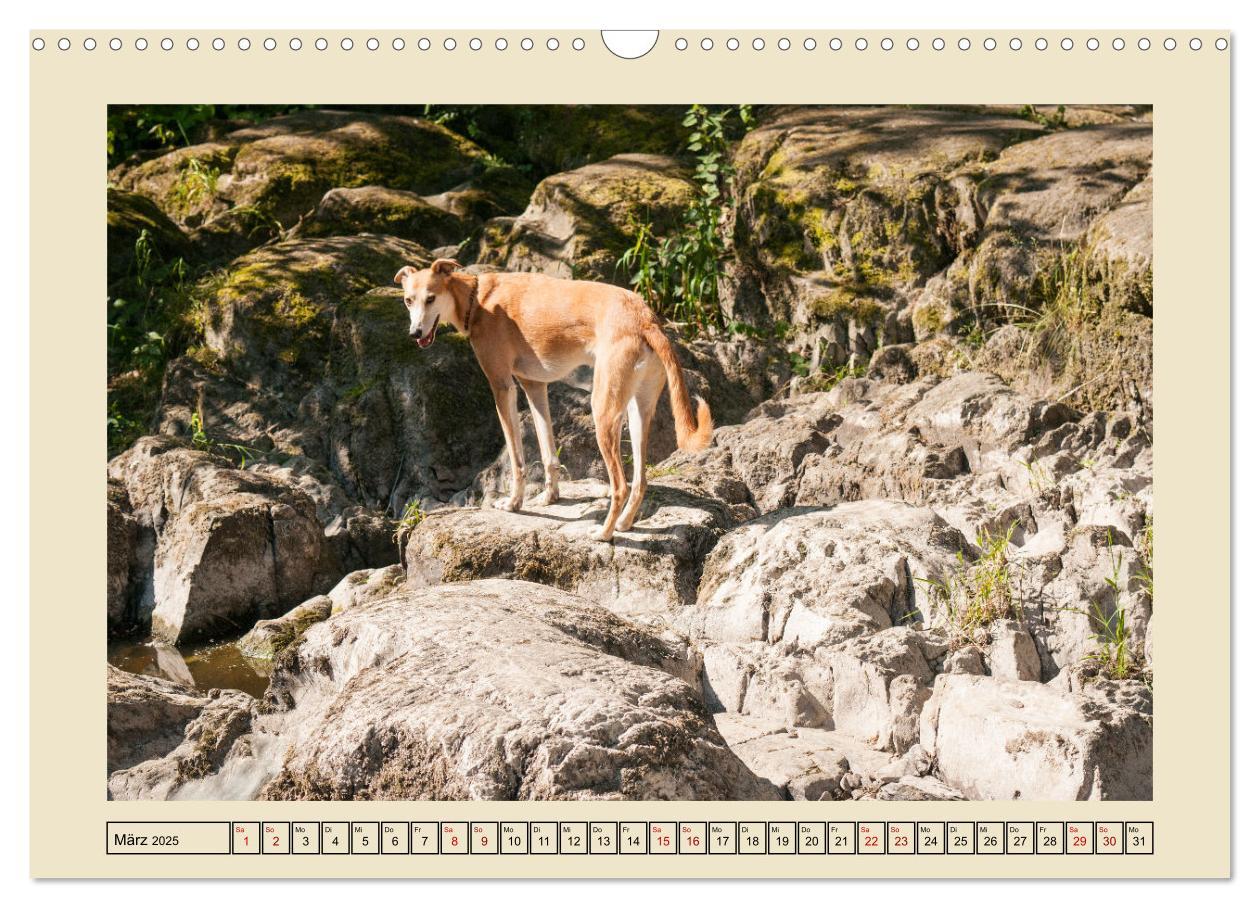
29, 28, 1230, 879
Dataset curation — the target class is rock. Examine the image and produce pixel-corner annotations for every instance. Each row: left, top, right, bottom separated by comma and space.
1023, 522, 1152, 680
905, 372, 1075, 463
877, 776, 965, 801
159, 237, 503, 510
120, 580, 782, 801
483, 154, 695, 282
198, 234, 431, 391
107, 489, 140, 635
919, 674, 1152, 800
719, 727, 852, 801
112, 110, 490, 243
730, 106, 1043, 326
107, 666, 206, 774
661, 372, 1072, 514
107, 188, 193, 288
830, 627, 939, 753
292, 185, 467, 247
693, 501, 965, 739
986, 619, 1041, 681
107, 436, 337, 643
699, 644, 833, 729
328, 564, 407, 614
975, 123, 1151, 248
866, 344, 918, 384
943, 645, 986, 675
458, 105, 691, 176
238, 595, 332, 659
696, 500, 969, 649
404, 479, 733, 635
108, 685, 256, 800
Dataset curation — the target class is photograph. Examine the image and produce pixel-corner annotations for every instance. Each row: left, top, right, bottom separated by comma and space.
104, 102, 1154, 802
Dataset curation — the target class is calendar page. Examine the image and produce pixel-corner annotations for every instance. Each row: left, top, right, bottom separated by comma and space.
27, 27, 1229, 879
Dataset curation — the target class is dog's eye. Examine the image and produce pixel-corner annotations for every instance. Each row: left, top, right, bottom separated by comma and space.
425, 294, 436, 305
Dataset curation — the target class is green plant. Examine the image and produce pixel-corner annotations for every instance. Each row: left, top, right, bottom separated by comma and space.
393, 499, 427, 543
916, 524, 1022, 648
172, 157, 221, 211
616, 104, 754, 332
1057, 531, 1150, 682
1017, 104, 1069, 129
188, 409, 261, 468
1018, 458, 1053, 495
1135, 516, 1154, 600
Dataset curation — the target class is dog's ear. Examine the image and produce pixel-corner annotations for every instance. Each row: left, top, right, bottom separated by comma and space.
393, 265, 417, 285
431, 258, 458, 276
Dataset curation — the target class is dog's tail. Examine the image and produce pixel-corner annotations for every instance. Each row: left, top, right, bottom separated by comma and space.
642, 321, 713, 453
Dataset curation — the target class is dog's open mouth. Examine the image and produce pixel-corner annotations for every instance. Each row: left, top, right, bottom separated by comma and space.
414, 322, 439, 349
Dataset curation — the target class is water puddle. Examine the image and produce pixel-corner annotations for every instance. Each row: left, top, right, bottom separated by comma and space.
108, 638, 271, 699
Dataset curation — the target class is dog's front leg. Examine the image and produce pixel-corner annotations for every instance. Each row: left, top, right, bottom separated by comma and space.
519, 379, 560, 506
490, 381, 525, 512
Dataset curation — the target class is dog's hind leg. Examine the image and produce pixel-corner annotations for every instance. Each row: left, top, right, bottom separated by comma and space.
519, 379, 560, 506
590, 342, 639, 541
616, 365, 666, 532
490, 380, 526, 512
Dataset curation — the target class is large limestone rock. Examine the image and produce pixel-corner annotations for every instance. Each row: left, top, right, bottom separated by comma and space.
292, 185, 467, 247
482, 154, 695, 282
696, 500, 969, 649
108, 681, 256, 800
405, 479, 733, 635
729, 106, 1044, 328
198, 234, 430, 390
111, 110, 491, 260
107, 666, 207, 774
112, 581, 781, 801
829, 628, 943, 753
107, 436, 340, 643
238, 595, 332, 660
157, 235, 502, 510
919, 674, 1152, 800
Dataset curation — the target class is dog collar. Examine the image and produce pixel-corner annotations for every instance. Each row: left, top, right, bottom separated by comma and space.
463, 275, 479, 335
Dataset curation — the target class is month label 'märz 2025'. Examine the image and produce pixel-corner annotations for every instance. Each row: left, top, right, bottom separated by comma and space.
106, 821, 1156, 857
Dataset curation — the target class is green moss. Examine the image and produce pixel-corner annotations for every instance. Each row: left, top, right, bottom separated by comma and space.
912, 300, 947, 337
809, 286, 886, 325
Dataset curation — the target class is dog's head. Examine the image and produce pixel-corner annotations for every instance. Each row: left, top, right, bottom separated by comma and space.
394, 258, 460, 349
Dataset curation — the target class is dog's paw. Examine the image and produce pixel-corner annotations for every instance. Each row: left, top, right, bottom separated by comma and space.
614, 515, 638, 532
529, 488, 559, 507
589, 526, 615, 543
493, 495, 523, 513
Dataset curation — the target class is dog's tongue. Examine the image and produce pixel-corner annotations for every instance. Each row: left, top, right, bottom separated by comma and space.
416, 326, 437, 348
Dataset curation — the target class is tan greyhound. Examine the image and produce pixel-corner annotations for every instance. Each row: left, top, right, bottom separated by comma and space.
394, 259, 713, 540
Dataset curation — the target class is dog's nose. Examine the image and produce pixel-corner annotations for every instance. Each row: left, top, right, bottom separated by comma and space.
409, 327, 423, 339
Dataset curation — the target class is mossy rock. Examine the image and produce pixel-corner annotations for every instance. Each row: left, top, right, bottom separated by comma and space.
109, 143, 238, 227
198, 234, 433, 390
107, 188, 193, 288
484, 153, 696, 283
421, 165, 536, 223
112, 110, 493, 257
730, 106, 1044, 324
294, 186, 468, 248
974, 123, 1151, 244
439, 105, 691, 175
322, 287, 501, 510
